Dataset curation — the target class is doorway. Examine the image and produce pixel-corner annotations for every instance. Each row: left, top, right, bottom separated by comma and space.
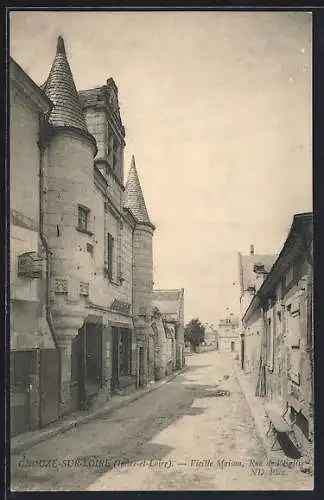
10, 350, 37, 436
71, 322, 103, 409
111, 327, 119, 391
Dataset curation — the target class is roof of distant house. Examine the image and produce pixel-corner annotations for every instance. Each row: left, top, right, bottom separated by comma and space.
238, 252, 277, 293
243, 212, 313, 324
152, 289, 184, 322
203, 323, 217, 334
218, 315, 240, 328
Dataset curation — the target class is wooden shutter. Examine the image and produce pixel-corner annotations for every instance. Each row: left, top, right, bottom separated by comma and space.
108, 233, 114, 280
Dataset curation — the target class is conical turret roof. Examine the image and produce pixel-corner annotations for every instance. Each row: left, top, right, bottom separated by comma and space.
43, 36, 88, 132
124, 155, 152, 225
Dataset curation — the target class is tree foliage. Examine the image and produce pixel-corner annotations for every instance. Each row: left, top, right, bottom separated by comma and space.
184, 318, 205, 348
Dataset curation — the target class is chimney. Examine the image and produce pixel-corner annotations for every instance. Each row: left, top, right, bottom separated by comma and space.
250, 244, 254, 256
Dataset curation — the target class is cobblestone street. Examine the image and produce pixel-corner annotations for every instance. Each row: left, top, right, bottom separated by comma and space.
11, 351, 312, 491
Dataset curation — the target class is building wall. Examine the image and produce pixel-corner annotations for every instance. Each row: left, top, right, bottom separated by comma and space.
10, 88, 41, 221
44, 131, 97, 291
217, 322, 240, 353
84, 108, 106, 161
89, 186, 132, 309
243, 308, 263, 385
218, 336, 239, 353
196, 344, 218, 353
244, 248, 313, 459
10, 82, 54, 351
133, 224, 154, 317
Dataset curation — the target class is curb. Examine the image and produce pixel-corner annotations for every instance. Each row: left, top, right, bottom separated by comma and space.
233, 361, 314, 481
11, 366, 187, 455
232, 361, 274, 460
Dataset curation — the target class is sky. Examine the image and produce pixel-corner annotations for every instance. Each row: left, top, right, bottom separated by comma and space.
9, 11, 312, 324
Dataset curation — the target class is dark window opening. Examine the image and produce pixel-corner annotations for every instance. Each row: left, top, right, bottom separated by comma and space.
105, 232, 114, 280
78, 205, 89, 232
86, 243, 93, 255
120, 329, 132, 376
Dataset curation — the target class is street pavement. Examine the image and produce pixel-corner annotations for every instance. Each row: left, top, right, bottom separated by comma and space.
11, 351, 313, 491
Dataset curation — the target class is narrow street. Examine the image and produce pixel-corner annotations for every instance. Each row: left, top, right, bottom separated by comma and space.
11, 351, 311, 491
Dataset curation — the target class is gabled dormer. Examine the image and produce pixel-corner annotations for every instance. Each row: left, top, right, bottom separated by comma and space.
78, 79, 125, 186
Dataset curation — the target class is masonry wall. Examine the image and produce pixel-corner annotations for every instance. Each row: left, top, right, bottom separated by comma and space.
218, 324, 240, 354
268, 257, 313, 459
84, 108, 106, 161
90, 184, 133, 309
246, 250, 313, 460
177, 291, 185, 368
44, 131, 98, 296
243, 309, 263, 386
84, 106, 124, 205
152, 316, 167, 379
10, 85, 54, 350
133, 224, 154, 317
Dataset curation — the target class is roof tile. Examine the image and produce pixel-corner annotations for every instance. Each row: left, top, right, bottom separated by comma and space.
124, 155, 152, 224
43, 36, 88, 133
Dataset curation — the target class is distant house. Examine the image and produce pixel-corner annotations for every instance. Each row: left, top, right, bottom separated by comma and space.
217, 315, 240, 353
242, 212, 313, 460
203, 323, 218, 347
152, 289, 185, 374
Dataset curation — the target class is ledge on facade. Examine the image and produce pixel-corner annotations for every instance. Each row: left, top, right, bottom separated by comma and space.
94, 159, 125, 191
86, 301, 132, 318
76, 226, 93, 237
50, 125, 98, 157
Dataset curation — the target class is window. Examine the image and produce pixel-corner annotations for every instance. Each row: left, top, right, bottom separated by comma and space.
286, 301, 301, 385
284, 266, 294, 289
104, 232, 114, 280
78, 205, 90, 232
113, 142, 119, 171
267, 311, 275, 372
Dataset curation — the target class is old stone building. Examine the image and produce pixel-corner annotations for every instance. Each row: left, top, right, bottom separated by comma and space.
194, 323, 218, 353
152, 289, 185, 376
242, 212, 313, 460
10, 57, 59, 436
238, 246, 277, 372
10, 36, 185, 436
203, 323, 218, 347
217, 314, 240, 353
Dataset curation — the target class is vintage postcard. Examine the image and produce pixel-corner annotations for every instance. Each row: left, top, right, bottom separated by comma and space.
8, 9, 313, 491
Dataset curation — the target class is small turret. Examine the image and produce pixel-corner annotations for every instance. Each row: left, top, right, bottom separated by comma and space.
41, 36, 97, 413
43, 35, 89, 133
124, 155, 153, 226
125, 155, 155, 317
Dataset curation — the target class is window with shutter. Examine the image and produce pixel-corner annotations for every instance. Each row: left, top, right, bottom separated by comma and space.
105, 232, 114, 280
77, 205, 90, 232
286, 300, 301, 385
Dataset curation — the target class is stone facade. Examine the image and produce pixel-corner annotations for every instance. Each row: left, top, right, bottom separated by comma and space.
10, 37, 185, 435
217, 315, 240, 353
152, 289, 185, 372
10, 58, 59, 436
238, 246, 277, 369
242, 213, 313, 461
202, 323, 218, 347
